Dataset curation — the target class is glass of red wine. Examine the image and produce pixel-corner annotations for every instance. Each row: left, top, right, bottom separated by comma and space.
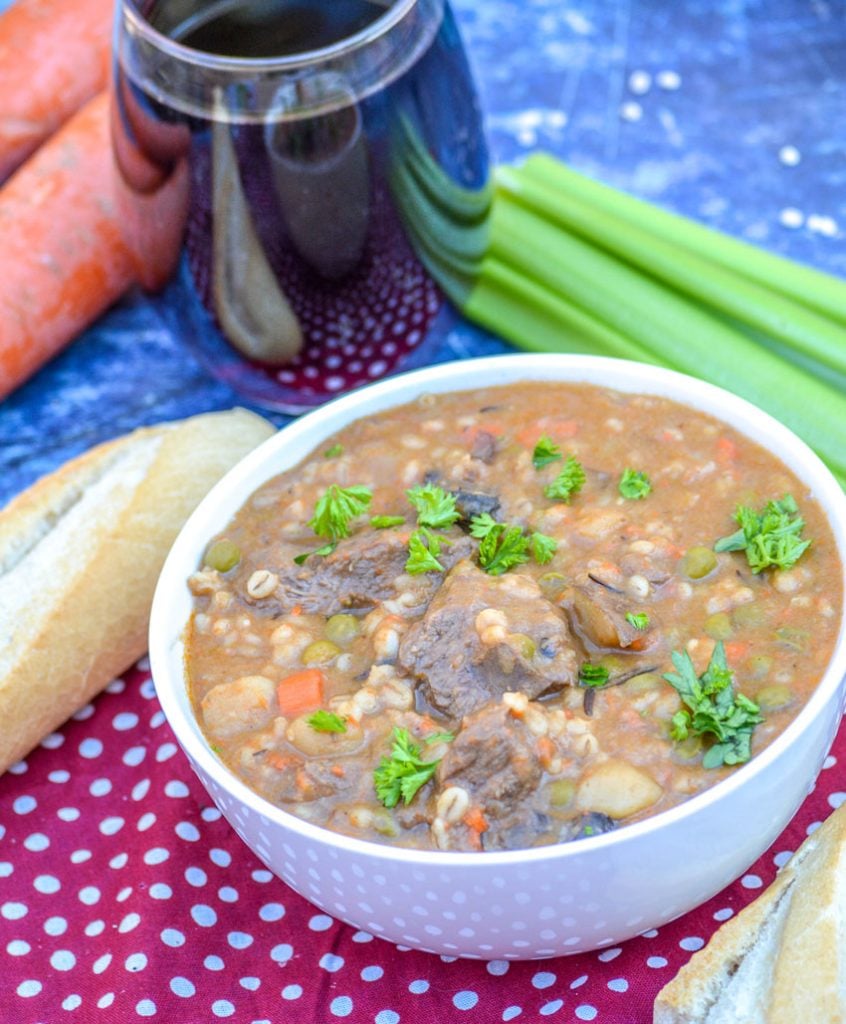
111, 0, 490, 411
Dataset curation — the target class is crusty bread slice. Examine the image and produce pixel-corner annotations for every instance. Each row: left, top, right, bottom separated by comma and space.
653, 803, 846, 1024
0, 408, 275, 772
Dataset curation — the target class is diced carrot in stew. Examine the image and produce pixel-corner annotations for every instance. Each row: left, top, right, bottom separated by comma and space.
276, 669, 325, 718
716, 436, 739, 463
463, 806, 489, 835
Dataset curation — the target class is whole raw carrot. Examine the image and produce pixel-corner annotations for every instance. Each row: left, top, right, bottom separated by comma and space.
0, 0, 113, 182
0, 92, 134, 399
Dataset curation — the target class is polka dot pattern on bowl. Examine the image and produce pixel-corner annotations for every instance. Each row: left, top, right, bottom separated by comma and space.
1, 664, 844, 1022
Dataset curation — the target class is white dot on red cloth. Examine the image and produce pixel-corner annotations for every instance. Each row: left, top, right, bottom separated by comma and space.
541, 1000, 564, 1015
176, 822, 201, 842
8, 940, 30, 955
575, 1006, 598, 1021
309, 914, 334, 931
502, 1008, 522, 1021
135, 998, 156, 1016
161, 929, 185, 947
320, 954, 344, 972
191, 904, 217, 927
532, 971, 556, 989
713, 907, 734, 922
453, 991, 479, 1010
149, 883, 173, 900
282, 985, 302, 1000
123, 746, 146, 767
212, 999, 235, 1017
170, 977, 195, 997
17, 980, 42, 997
44, 916, 67, 936
647, 957, 668, 968
79, 738, 103, 758
13, 795, 37, 814
375, 1012, 399, 1024
608, 978, 629, 992
166, 781, 190, 799
680, 936, 705, 952
34, 875, 61, 894
330, 996, 353, 1017
23, 833, 49, 852
259, 903, 285, 921
741, 874, 763, 889
50, 949, 76, 971
90, 778, 112, 797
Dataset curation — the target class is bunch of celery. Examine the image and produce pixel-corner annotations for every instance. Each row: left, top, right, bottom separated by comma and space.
459, 154, 846, 488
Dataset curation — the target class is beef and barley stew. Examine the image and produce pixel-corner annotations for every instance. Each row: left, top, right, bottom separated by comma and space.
186, 383, 842, 852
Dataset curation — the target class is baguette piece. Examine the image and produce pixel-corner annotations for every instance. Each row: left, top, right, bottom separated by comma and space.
0, 408, 275, 772
654, 803, 846, 1023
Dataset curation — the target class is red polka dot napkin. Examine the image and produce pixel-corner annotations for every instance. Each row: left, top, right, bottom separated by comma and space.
1, 664, 843, 1023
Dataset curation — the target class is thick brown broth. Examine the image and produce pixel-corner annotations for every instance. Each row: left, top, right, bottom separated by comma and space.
185, 382, 842, 851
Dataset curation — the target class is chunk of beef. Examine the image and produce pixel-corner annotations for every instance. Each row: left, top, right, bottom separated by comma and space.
470, 430, 497, 464
263, 754, 353, 803
276, 530, 472, 616
435, 704, 543, 851
398, 560, 577, 719
452, 488, 500, 524
566, 573, 652, 651
559, 812, 617, 843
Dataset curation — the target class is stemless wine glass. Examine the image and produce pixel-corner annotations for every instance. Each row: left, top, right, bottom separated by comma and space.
111, 0, 491, 411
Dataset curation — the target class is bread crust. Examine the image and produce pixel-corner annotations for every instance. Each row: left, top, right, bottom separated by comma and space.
0, 408, 275, 772
653, 804, 846, 1023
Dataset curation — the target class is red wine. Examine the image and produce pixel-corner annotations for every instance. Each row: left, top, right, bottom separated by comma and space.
155, 0, 392, 59
114, 0, 489, 410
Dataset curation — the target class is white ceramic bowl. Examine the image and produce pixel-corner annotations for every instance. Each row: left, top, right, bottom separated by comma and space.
149, 354, 846, 960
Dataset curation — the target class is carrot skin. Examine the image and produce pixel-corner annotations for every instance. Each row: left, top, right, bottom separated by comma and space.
0, 0, 113, 181
0, 93, 135, 400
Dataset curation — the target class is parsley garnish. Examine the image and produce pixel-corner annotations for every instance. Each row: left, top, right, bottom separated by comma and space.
323, 443, 344, 458
619, 468, 652, 500
468, 512, 498, 539
469, 514, 557, 573
306, 710, 347, 734
478, 523, 531, 576
293, 541, 337, 565
544, 455, 586, 502
625, 612, 650, 630
405, 530, 445, 574
664, 641, 763, 768
532, 435, 563, 469
530, 531, 558, 565
406, 484, 460, 530
714, 494, 811, 574
370, 515, 405, 529
374, 727, 442, 807
579, 662, 610, 687
308, 484, 373, 542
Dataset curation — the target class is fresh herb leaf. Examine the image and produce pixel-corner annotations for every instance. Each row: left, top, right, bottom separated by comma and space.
370, 515, 406, 529
306, 710, 347, 734
425, 732, 455, 745
532, 434, 563, 469
478, 524, 531, 576
663, 641, 763, 768
323, 443, 344, 458
714, 494, 811, 573
544, 455, 586, 502
530, 531, 558, 565
309, 484, 373, 542
619, 468, 652, 500
468, 512, 499, 539
625, 611, 650, 630
579, 662, 610, 687
405, 530, 445, 575
293, 541, 337, 565
374, 727, 442, 808
406, 484, 460, 530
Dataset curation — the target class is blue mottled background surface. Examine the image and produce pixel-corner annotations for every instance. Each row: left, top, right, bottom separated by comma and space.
1, 0, 844, 505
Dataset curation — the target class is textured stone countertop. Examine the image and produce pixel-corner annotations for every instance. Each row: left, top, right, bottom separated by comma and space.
1, 0, 844, 505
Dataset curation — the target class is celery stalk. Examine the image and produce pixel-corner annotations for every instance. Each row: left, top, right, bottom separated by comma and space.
487, 195, 846, 483
497, 166, 846, 379
520, 154, 846, 327
464, 258, 657, 363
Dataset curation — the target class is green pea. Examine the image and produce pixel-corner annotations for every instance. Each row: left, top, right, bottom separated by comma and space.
508, 633, 536, 660
775, 627, 808, 653
302, 640, 341, 666
732, 603, 764, 628
681, 546, 717, 580
623, 671, 664, 694
547, 779, 575, 807
371, 810, 399, 837
325, 614, 361, 645
704, 612, 733, 641
674, 735, 703, 760
756, 684, 793, 712
204, 539, 241, 573
750, 655, 772, 680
